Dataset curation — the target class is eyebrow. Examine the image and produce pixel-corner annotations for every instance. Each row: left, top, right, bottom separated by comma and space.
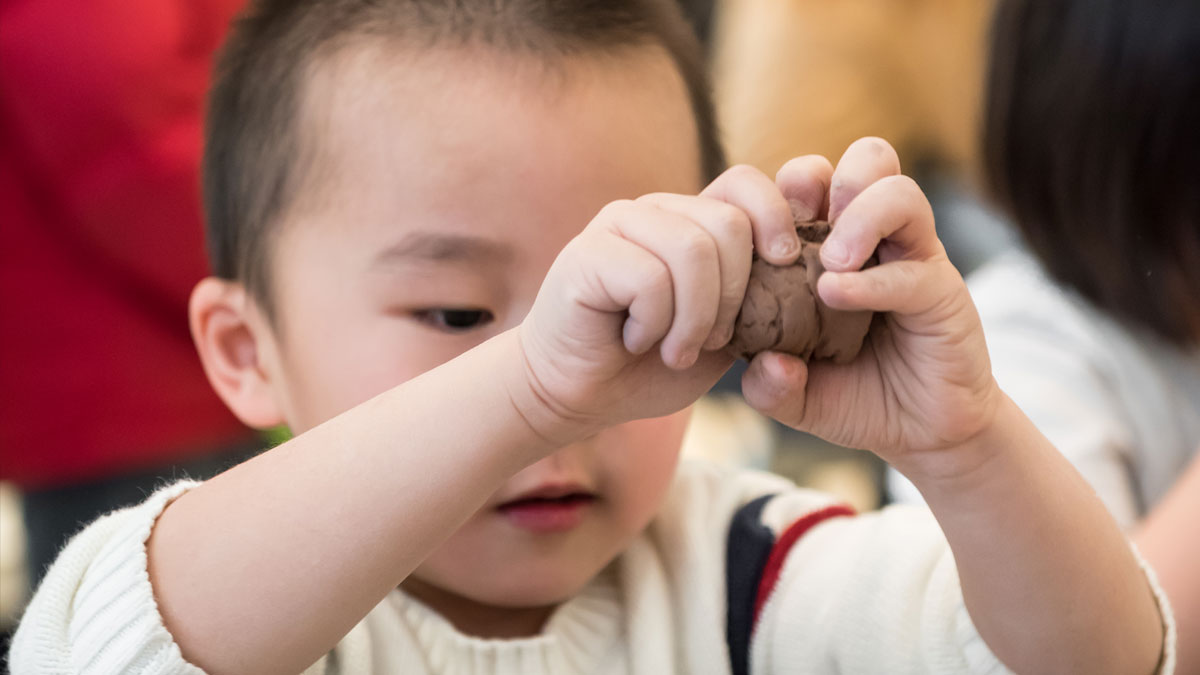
373, 231, 513, 266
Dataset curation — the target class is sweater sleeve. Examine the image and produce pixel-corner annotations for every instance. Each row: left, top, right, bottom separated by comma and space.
750, 503, 1177, 675
9, 481, 204, 675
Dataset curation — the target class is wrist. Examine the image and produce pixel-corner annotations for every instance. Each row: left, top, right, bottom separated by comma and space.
896, 389, 1021, 499
500, 326, 599, 452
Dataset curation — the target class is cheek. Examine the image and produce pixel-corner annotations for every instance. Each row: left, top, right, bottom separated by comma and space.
601, 412, 689, 530
275, 319, 461, 432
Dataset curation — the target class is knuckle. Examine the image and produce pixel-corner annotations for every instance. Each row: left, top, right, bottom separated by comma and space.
642, 262, 672, 297
897, 262, 921, 290
884, 174, 935, 223
720, 288, 747, 315
781, 153, 833, 175
881, 173, 919, 192
678, 230, 717, 262
559, 233, 594, 262
886, 174, 926, 208
722, 273, 748, 299
722, 282, 744, 307
809, 153, 836, 173
864, 271, 890, 298
712, 203, 751, 241
676, 316, 714, 347
636, 192, 670, 205
723, 163, 766, 184
598, 199, 638, 223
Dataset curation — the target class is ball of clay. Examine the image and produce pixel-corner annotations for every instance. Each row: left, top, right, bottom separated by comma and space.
727, 220, 874, 363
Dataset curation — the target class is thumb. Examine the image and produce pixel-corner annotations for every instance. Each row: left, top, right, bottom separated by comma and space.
741, 351, 810, 428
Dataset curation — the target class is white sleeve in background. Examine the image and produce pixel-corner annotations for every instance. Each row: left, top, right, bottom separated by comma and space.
979, 325, 1140, 525
890, 253, 1143, 528
9, 481, 203, 675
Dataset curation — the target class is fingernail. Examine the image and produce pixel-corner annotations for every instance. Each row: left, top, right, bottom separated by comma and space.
771, 235, 799, 259
679, 349, 699, 369
704, 325, 733, 351
763, 353, 794, 397
768, 352, 791, 381
788, 199, 816, 222
823, 239, 849, 269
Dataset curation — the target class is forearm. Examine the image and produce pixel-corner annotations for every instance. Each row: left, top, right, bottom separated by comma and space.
1137, 451, 1200, 674
909, 394, 1164, 675
147, 329, 553, 675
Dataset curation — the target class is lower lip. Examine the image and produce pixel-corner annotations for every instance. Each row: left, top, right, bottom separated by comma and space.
497, 497, 594, 533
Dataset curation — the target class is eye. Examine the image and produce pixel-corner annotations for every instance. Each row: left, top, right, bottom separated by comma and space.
413, 308, 495, 332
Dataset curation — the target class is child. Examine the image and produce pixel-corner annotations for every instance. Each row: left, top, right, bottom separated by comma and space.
888, 1, 1200, 669
10, 1, 1172, 673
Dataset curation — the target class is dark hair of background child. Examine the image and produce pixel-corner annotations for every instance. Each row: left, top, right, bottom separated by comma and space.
202, 0, 725, 320
984, 0, 1200, 345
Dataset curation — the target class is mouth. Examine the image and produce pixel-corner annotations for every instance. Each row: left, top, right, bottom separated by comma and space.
496, 487, 597, 533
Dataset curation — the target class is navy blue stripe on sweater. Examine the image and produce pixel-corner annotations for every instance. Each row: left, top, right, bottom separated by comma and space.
725, 494, 777, 675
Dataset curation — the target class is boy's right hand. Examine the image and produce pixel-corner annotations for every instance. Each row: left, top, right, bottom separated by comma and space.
512, 166, 798, 443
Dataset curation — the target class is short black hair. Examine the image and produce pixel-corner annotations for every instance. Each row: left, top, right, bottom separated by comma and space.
984, 0, 1200, 344
202, 0, 724, 316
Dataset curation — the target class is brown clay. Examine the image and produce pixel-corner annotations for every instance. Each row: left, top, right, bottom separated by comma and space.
727, 218, 874, 363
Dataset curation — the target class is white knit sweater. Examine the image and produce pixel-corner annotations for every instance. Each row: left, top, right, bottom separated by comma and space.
9, 461, 1176, 674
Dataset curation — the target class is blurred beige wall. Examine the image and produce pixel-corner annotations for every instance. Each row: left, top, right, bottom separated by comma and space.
712, 0, 994, 179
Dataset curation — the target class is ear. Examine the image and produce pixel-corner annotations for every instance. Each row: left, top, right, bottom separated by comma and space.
189, 277, 286, 429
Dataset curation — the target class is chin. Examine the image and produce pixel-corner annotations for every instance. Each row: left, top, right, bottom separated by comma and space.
462, 561, 600, 608
414, 545, 613, 609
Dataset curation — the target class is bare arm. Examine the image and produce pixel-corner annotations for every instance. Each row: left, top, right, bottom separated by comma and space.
1137, 451, 1200, 674
147, 331, 552, 675
743, 138, 1166, 674
915, 396, 1165, 675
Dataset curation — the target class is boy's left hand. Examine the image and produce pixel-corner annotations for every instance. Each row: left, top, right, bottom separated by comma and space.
740, 138, 1003, 479
512, 165, 801, 443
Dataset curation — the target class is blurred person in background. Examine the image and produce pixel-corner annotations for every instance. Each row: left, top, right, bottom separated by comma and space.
0, 0, 258, 605
887, 1, 1200, 670
712, 0, 988, 181
711, 0, 1016, 278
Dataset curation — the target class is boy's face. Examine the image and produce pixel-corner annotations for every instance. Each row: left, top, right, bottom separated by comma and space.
257, 45, 703, 621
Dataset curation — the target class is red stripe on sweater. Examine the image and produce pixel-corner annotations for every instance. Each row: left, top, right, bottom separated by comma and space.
752, 504, 856, 622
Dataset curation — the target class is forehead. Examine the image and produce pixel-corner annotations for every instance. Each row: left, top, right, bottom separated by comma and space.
276, 42, 702, 268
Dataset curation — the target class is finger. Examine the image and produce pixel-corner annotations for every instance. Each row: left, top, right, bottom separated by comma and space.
740, 350, 810, 428
817, 259, 960, 316
828, 137, 902, 224
820, 174, 939, 273
573, 232, 674, 355
775, 154, 834, 222
636, 193, 753, 350
700, 164, 798, 265
600, 201, 722, 369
